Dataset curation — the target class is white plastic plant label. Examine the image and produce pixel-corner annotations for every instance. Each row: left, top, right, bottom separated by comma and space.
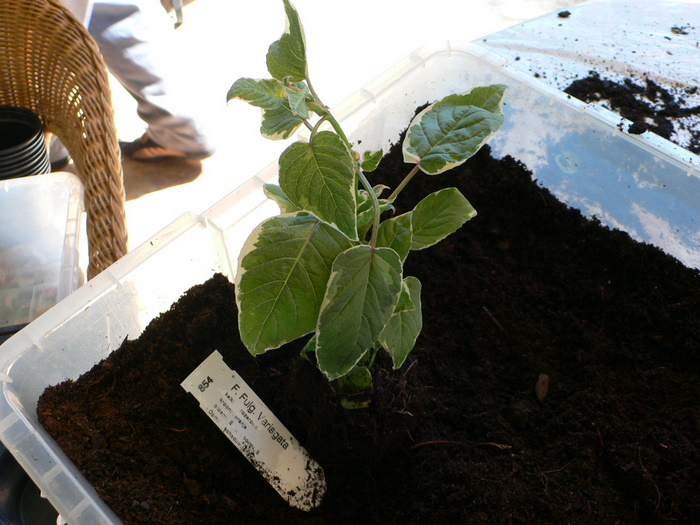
181, 350, 326, 510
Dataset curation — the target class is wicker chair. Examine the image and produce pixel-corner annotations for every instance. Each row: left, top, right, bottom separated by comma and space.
0, 0, 128, 278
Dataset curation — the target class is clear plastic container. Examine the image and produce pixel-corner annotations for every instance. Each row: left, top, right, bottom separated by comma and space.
0, 43, 697, 524
0, 172, 84, 343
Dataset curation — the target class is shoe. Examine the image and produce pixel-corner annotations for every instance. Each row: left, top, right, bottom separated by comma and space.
48, 135, 71, 171
119, 134, 211, 162
50, 155, 71, 172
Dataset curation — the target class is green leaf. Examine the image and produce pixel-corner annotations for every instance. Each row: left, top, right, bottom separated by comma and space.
266, 0, 307, 82
235, 212, 353, 355
300, 333, 317, 355
227, 78, 286, 109
283, 80, 310, 119
228, 78, 305, 139
403, 84, 507, 174
411, 187, 476, 250
261, 101, 305, 140
316, 246, 403, 380
333, 364, 373, 409
361, 149, 383, 172
357, 199, 393, 242
393, 278, 416, 314
377, 212, 413, 262
279, 131, 358, 240
380, 276, 422, 369
458, 84, 508, 113
357, 185, 389, 214
370, 184, 389, 199
263, 183, 300, 213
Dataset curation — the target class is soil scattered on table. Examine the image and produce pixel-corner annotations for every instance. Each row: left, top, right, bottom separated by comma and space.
39, 141, 700, 524
565, 71, 700, 153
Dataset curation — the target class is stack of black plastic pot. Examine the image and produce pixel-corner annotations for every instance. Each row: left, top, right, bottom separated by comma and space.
0, 106, 59, 525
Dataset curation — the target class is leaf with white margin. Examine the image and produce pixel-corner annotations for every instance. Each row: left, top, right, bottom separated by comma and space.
392, 277, 416, 314
266, 0, 307, 82
361, 149, 383, 172
263, 183, 300, 213
227, 78, 286, 109
411, 187, 476, 251
377, 212, 412, 262
380, 276, 422, 369
261, 101, 305, 140
283, 80, 310, 119
316, 245, 403, 380
280, 131, 357, 240
458, 83, 509, 113
356, 185, 389, 217
236, 212, 353, 355
403, 84, 507, 175
357, 199, 393, 242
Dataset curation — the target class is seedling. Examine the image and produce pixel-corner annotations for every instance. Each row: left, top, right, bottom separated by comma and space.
228, 0, 506, 406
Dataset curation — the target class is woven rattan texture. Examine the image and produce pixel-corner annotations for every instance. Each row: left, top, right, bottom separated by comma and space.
0, 0, 128, 278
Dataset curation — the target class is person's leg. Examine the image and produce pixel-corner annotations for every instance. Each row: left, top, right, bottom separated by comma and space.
88, 0, 214, 159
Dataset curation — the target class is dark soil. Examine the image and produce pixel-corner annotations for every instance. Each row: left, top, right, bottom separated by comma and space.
564, 72, 700, 154
38, 140, 700, 524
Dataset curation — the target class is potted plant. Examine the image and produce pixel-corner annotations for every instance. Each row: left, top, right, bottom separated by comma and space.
226, 0, 506, 406
2, 1, 699, 524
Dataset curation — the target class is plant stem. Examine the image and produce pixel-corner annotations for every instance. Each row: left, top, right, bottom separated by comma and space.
310, 115, 327, 135
306, 77, 322, 109
321, 111, 352, 149
359, 170, 381, 247
306, 79, 352, 152
367, 346, 378, 368
388, 164, 421, 203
